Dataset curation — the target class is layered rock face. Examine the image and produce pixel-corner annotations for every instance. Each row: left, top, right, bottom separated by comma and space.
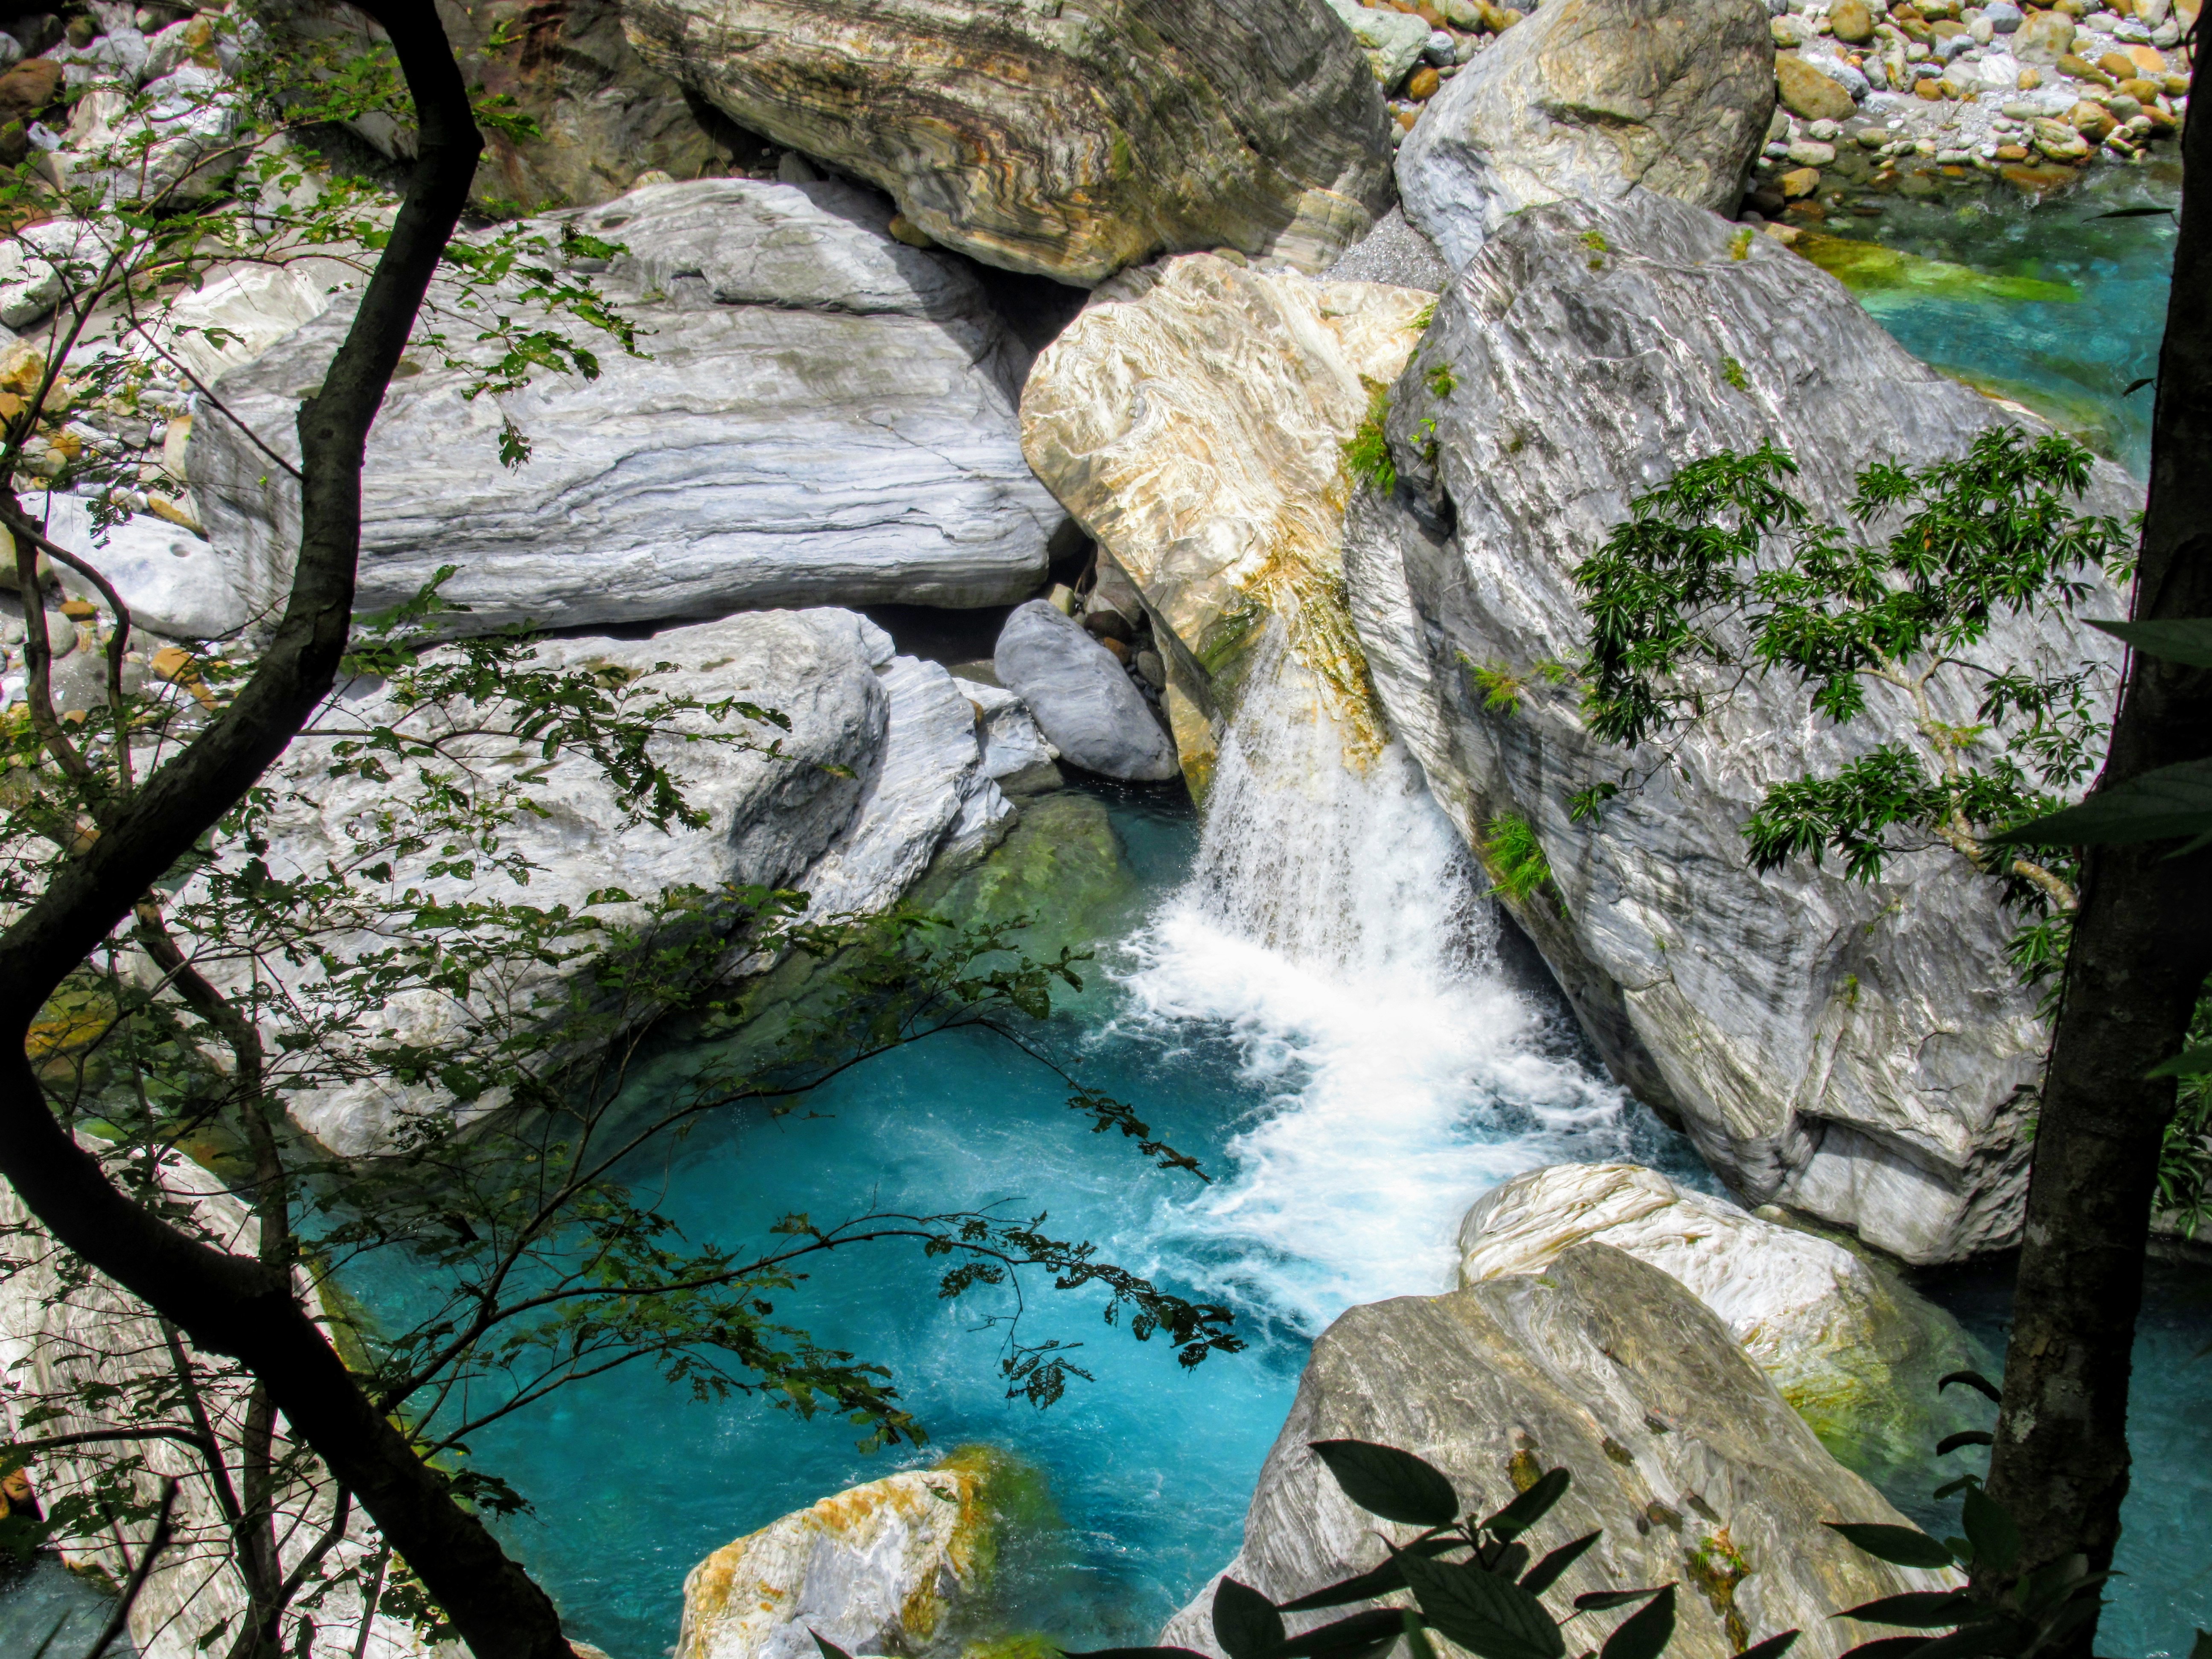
1162, 1244, 1950, 1659
220, 610, 1030, 1151
191, 179, 1065, 632
621, 0, 1395, 283
678, 1456, 1003, 1659
1019, 253, 1431, 782
1341, 189, 2136, 1262
1397, 0, 1775, 268
1460, 1164, 1980, 1477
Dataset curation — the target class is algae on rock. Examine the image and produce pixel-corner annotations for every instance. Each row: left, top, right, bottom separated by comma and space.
1458, 1163, 1985, 1487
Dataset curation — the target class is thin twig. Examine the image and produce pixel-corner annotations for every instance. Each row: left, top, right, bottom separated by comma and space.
84, 1475, 180, 1659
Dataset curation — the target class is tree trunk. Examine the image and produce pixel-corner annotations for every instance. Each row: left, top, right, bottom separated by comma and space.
1983, 32, 2212, 1646
0, 7, 579, 1656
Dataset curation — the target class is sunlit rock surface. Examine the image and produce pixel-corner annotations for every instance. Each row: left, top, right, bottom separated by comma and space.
1342, 189, 2137, 1262
214, 610, 1018, 1151
192, 179, 1064, 632
1460, 1163, 1980, 1477
1397, 0, 1774, 268
622, 0, 1394, 283
677, 1458, 1001, 1659
1162, 1244, 1953, 1659
1020, 253, 1430, 782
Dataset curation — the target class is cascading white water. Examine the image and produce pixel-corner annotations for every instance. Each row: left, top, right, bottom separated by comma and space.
1115, 626, 1636, 1333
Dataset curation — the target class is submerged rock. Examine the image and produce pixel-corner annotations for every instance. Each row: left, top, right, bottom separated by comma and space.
1340, 189, 2137, 1262
1019, 253, 1431, 779
192, 179, 1065, 633
623, 0, 1394, 284
1459, 1163, 1981, 1480
1397, 0, 1775, 268
677, 1452, 1011, 1659
1162, 1243, 1951, 1659
994, 600, 1179, 783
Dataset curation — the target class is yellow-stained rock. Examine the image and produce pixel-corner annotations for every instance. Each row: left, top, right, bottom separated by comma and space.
1020, 253, 1430, 736
677, 1453, 1027, 1659
1163, 678, 1219, 802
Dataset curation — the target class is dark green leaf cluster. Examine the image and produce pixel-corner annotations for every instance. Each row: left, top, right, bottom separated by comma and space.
1047, 1439, 1787, 1659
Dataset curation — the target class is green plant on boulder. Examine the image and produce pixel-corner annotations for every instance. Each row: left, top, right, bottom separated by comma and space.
1483, 813, 1557, 905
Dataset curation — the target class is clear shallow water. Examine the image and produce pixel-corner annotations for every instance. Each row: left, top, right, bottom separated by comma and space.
1805, 160, 2181, 478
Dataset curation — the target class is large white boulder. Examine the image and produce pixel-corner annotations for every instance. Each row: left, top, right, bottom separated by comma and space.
1397, 0, 1775, 268
1162, 1243, 1953, 1659
209, 608, 1012, 1151
1459, 1163, 1980, 1474
1341, 189, 2139, 1261
190, 178, 1069, 634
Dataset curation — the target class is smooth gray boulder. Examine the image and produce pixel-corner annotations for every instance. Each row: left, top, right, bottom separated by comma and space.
1397, 0, 1774, 268
204, 608, 1013, 1152
1161, 1244, 1950, 1659
1341, 190, 2136, 1263
35, 492, 249, 640
993, 600, 1178, 782
190, 178, 1067, 634
622, 0, 1393, 284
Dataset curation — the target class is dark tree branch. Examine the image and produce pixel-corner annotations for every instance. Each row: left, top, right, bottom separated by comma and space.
1984, 33, 2212, 1651
0, 7, 581, 1657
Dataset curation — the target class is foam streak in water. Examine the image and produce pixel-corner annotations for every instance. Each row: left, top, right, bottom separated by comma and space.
1115, 630, 1633, 1333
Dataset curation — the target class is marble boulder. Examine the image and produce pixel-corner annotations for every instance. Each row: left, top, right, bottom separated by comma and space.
994, 600, 1178, 782
1460, 1163, 1981, 1478
1341, 189, 2137, 1262
622, 0, 1394, 283
190, 178, 1067, 634
1397, 0, 1775, 268
1161, 1243, 1953, 1659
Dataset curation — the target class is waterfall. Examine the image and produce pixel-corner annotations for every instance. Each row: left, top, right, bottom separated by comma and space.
1112, 624, 1639, 1334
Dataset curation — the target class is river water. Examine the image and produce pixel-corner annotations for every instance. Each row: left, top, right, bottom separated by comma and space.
7, 168, 2205, 1659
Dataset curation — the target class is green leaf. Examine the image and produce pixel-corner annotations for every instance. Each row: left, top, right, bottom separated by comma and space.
1904, 1623, 2015, 1659
1280, 1563, 1407, 1614
1959, 1487, 2019, 1575
1935, 1432, 1995, 1458
1279, 1540, 1466, 1612
2091, 204, 2176, 218
1836, 1592, 1977, 1630
1061, 1650, 1214, 1659
1573, 1591, 1666, 1612
2189, 1630, 2212, 1659
1520, 1531, 1601, 1598
1277, 1608, 1412, 1659
2149, 1044, 2212, 1080
812, 1635, 856, 1659
1404, 1612, 1443, 1659
1837, 1641, 1933, 1659
1936, 1371, 2001, 1403
1483, 1468, 1571, 1540
1215, 1576, 1286, 1659
1399, 1549, 1565, 1659
1736, 1632, 1802, 1659
1310, 1441, 1461, 1528
1991, 758, 2212, 852
1600, 1585, 1675, 1659
1824, 1524, 1958, 1570
2087, 617, 2212, 667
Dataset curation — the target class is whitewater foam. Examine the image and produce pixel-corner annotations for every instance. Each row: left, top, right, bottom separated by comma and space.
1109, 629, 1635, 1334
